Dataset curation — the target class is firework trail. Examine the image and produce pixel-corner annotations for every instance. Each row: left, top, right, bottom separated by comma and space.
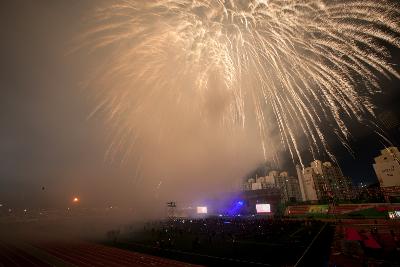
81, 0, 400, 166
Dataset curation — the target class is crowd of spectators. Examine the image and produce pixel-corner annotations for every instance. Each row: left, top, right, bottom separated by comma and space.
124, 217, 327, 265
143, 217, 322, 249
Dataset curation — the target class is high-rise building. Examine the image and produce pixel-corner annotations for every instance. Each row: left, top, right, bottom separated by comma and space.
373, 147, 400, 201
296, 165, 319, 201
297, 160, 353, 202
325, 162, 353, 200
275, 172, 303, 203
243, 171, 302, 203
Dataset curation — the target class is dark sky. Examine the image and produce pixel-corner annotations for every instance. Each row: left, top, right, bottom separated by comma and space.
318, 47, 400, 186
0, 0, 399, 211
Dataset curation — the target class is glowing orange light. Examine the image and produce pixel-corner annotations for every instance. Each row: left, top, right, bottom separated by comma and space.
73, 197, 79, 203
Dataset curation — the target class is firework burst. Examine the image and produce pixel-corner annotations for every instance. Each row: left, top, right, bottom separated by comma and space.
81, 0, 400, 166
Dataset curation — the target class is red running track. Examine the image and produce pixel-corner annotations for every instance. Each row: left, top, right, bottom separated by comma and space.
0, 240, 200, 267
36, 241, 200, 267
0, 241, 51, 267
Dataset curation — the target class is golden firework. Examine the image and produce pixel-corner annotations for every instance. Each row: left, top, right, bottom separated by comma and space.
81, 0, 400, 165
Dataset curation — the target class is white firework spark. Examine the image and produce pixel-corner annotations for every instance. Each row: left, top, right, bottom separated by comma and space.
80, 0, 400, 166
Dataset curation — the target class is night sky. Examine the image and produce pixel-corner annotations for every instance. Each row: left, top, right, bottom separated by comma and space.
320, 47, 400, 186
1, 0, 400, 210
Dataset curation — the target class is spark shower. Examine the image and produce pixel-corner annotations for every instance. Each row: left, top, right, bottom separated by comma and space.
81, 0, 400, 166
